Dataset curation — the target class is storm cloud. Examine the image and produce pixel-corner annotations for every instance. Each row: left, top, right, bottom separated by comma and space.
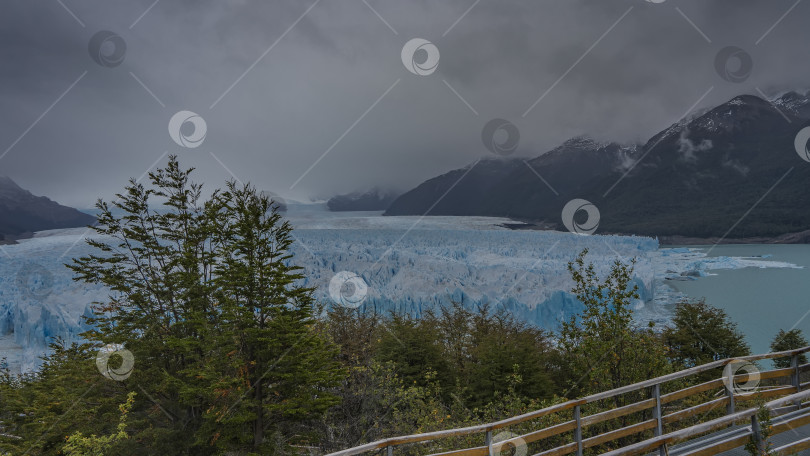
0, 0, 807, 207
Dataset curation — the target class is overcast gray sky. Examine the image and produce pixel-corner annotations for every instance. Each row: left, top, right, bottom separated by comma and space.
0, 0, 807, 207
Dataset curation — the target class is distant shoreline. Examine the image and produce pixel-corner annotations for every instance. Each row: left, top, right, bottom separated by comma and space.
500, 221, 810, 246
657, 230, 810, 246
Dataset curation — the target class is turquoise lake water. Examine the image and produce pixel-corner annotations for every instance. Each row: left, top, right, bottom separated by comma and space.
667, 244, 810, 356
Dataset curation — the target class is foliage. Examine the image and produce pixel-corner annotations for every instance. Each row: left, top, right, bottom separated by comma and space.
559, 249, 670, 402
770, 329, 809, 368
63, 392, 136, 456
373, 303, 559, 410
374, 313, 452, 394
199, 181, 343, 453
0, 159, 778, 455
26, 156, 345, 455
745, 402, 774, 456
462, 304, 558, 409
319, 303, 560, 452
663, 299, 751, 370
0, 341, 126, 455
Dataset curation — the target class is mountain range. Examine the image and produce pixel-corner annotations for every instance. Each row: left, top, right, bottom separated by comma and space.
326, 188, 400, 212
6, 91, 810, 243
384, 91, 810, 241
0, 177, 95, 243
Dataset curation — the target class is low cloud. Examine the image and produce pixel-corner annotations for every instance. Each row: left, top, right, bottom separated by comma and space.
677, 130, 713, 163
722, 157, 750, 177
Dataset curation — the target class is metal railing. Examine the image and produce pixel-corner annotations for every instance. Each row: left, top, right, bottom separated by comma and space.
326, 346, 810, 456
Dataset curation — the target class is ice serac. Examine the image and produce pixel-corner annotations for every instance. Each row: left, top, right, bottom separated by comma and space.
0, 230, 106, 373
291, 228, 662, 328
0, 224, 663, 373
0, 214, 800, 374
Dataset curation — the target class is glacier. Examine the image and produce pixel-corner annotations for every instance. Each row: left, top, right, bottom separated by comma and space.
0, 205, 801, 373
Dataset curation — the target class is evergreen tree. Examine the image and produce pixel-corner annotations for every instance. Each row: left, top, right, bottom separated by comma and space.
0, 340, 127, 456
465, 305, 556, 409
69, 159, 222, 453
374, 312, 451, 394
663, 299, 750, 370
770, 329, 809, 368
202, 181, 342, 453
66, 157, 342, 454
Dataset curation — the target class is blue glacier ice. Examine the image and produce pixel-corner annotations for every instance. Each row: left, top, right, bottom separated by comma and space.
0, 206, 801, 373
291, 227, 659, 330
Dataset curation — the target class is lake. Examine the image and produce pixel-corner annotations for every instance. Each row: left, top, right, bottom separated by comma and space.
667, 244, 810, 356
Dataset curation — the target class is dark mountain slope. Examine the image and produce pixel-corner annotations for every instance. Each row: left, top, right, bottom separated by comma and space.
327, 188, 400, 211
385, 158, 525, 216
385, 92, 810, 239
0, 177, 96, 241
590, 94, 810, 237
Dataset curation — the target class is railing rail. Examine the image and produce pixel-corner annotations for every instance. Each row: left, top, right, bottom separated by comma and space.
600, 388, 810, 456
326, 346, 810, 456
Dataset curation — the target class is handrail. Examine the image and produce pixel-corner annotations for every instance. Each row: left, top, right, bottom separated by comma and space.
600, 388, 810, 456
326, 345, 810, 456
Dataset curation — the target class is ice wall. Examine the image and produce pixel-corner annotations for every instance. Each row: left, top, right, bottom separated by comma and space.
7, 219, 797, 374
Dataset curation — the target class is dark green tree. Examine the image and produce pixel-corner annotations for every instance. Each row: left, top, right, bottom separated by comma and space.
374, 312, 451, 394
202, 181, 342, 453
68, 158, 225, 454
0, 340, 128, 456
320, 301, 562, 445
663, 299, 750, 370
66, 157, 342, 454
770, 329, 809, 368
464, 305, 557, 409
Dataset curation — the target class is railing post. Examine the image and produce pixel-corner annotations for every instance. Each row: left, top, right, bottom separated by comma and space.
652, 383, 666, 456
791, 354, 801, 408
726, 375, 735, 415
751, 414, 765, 453
574, 405, 583, 456
387, 445, 393, 456
792, 354, 801, 392
485, 430, 492, 456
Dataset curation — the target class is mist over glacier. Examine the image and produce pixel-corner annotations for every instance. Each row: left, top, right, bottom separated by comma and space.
0, 207, 801, 373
